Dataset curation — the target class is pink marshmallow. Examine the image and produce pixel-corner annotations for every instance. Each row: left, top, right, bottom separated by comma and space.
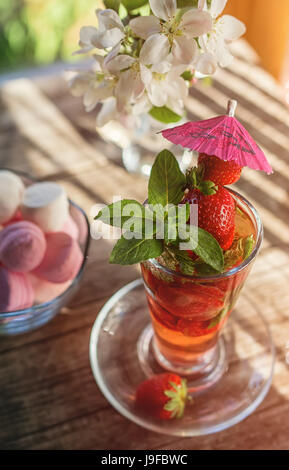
0, 267, 34, 312
33, 232, 83, 284
61, 215, 79, 240
0, 221, 46, 273
28, 274, 71, 304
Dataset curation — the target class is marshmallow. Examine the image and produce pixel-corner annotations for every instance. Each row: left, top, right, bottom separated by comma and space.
33, 232, 83, 283
0, 267, 34, 312
0, 221, 46, 272
21, 182, 69, 232
28, 274, 71, 304
61, 215, 79, 240
0, 170, 25, 224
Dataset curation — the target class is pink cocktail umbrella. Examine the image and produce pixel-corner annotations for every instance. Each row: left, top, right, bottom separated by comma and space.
161, 100, 273, 174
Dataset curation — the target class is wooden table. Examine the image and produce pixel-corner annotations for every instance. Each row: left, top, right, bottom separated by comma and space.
1, 40, 289, 450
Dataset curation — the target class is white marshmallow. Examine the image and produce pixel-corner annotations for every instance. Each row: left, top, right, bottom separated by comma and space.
0, 171, 25, 224
21, 182, 69, 232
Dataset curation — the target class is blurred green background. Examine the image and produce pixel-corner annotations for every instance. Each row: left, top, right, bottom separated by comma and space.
0, 0, 101, 73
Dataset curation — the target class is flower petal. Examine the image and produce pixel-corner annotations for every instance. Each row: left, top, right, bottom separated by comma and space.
106, 55, 135, 74
103, 43, 121, 67
151, 60, 172, 73
181, 10, 213, 37
72, 46, 94, 56
140, 34, 170, 65
84, 81, 114, 112
210, 0, 227, 19
132, 94, 151, 115
115, 70, 144, 112
96, 97, 117, 127
129, 16, 161, 39
92, 54, 105, 72
140, 64, 153, 86
172, 36, 199, 65
164, 72, 188, 102
216, 15, 246, 41
198, 0, 207, 10
149, 0, 177, 21
69, 74, 92, 97
148, 82, 168, 107
212, 36, 234, 67
79, 26, 98, 46
96, 8, 124, 32
195, 52, 218, 75
92, 28, 125, 49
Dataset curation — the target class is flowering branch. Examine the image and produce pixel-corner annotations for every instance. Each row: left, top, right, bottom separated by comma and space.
69, 0, 246, 127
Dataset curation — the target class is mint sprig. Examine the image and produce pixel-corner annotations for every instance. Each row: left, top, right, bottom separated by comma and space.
148, 149, 186, 207
110, 236, 163, 265
95, 149, 225, 274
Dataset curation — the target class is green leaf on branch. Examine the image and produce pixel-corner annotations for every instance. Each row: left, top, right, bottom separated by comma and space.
177, 0, 198, 7
109, 236, 163, 265
104, 0, 121, 11
148, 150, 186, 207
121, 0, 148, 11
149, 106, 182, 124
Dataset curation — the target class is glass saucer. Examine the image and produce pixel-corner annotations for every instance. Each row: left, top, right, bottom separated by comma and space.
89, 279, 275, 436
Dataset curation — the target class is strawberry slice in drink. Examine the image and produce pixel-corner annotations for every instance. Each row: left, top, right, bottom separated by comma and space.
147, 297, 178, 330
156, 283, 224, 321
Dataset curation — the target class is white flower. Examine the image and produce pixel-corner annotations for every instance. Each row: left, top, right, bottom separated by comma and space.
106, 55, 145, 113
69, 56, 116, 112
75, 9, 125, 54
197, 0, 246, 71
141, 64, 188, 114
130, 0, 212, 66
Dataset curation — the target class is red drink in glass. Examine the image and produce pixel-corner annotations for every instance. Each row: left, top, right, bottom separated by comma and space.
141, 190, 260, 377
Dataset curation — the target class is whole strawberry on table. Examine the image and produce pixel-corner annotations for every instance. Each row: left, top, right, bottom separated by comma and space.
96, 149, 256, 420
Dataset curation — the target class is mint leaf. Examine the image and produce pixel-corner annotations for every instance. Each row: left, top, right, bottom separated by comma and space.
208, 305, 229, 329
109, 236, 163, 265
244, 235, 254, 259
148, 150, 186, 207
170, 247, 196, 276
95, 199, 155, 235
149, 106, 182, 124
195, 262, 219, 276
164, 203, 190, 244
183, 227, 224, 272
121, 0, 148, 11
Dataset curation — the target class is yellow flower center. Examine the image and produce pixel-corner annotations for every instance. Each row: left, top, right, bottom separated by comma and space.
161, 17, 182, 47
152, 72, 166, 81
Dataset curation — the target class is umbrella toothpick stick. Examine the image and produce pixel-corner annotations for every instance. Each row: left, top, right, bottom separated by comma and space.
227, 99, 237, 117
161, 99, 273, 174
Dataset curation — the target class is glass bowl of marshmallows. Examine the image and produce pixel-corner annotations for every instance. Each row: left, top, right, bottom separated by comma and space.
0, 169, 90, 336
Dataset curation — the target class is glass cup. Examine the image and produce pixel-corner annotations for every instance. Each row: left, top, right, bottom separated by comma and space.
141, 189, 263, 382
